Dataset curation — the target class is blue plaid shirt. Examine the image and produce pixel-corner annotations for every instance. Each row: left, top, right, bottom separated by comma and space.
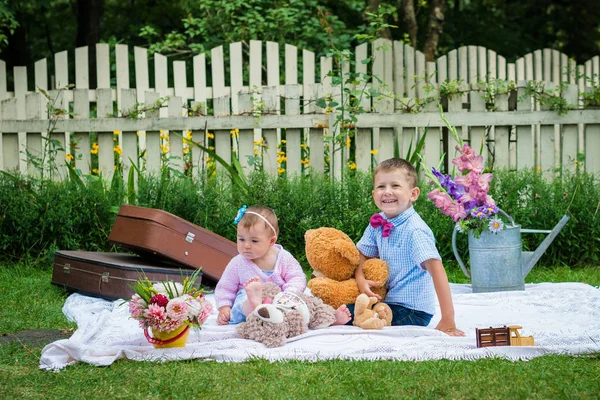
356, 206, 441, 315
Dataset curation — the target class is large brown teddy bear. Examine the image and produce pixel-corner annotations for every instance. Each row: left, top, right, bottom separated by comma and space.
305, 227, 389, 309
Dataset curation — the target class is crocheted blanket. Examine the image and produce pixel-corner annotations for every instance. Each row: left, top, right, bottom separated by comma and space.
39, 282, 600, 370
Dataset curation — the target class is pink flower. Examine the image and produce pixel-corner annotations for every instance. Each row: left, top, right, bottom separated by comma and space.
144, 303, 166, 330
166, 298, 189, 323
428, 189, 455, 209
453, 144, 484, 173
129, 294, 146, 318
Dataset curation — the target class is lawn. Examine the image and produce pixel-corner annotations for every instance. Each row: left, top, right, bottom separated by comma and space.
1, 262, 599, 399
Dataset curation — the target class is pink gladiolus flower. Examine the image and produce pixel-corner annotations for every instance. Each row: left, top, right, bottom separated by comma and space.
428, 189, 455, 208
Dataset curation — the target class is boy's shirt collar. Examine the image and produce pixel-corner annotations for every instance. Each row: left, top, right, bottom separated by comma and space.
381, 205, 415, 227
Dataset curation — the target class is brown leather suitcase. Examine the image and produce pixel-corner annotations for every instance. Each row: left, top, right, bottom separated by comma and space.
107, 205, 237, 283
52, 251, 201, 301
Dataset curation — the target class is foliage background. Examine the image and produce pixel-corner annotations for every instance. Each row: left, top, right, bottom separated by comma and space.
1, 168, 597, 269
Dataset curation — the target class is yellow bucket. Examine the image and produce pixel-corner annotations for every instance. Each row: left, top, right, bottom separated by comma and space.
146, 324, 190, 349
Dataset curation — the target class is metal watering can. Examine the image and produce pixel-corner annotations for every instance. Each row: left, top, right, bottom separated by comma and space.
452, 209, 570, 293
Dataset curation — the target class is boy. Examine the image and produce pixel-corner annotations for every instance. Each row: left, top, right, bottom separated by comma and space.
355, 158, 464, 336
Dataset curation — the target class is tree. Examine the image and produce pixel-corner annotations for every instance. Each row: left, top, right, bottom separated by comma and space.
0, 0, 18, 52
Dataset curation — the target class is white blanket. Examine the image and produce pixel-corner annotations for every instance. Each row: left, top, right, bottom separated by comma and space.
39, 283, 600, 370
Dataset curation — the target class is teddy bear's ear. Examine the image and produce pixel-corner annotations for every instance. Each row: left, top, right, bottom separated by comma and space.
332, 239, 360, 265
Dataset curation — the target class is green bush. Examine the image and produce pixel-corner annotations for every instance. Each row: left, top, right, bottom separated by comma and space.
1, 168, 598, 268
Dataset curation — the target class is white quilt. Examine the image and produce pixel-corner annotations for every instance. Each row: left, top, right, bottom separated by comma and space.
39, 282, 600, 371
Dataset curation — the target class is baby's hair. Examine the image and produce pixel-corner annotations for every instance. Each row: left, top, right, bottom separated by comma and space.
239, 205, 279, 236
374, 158, 418, 188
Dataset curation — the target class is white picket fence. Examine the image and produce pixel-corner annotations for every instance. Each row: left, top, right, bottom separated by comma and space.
1, 40, 600, 181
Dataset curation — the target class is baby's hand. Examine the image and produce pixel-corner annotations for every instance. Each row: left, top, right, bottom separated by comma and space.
217, 306, 231, 325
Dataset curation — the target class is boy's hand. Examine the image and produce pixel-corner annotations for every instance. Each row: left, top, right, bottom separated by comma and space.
435, 319, 465, 336
357, 280, 382, 301
217, 306, 231, 325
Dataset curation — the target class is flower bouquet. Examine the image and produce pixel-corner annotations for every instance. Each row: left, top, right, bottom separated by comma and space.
425, 108, 505, 237
129, 269, 213, 348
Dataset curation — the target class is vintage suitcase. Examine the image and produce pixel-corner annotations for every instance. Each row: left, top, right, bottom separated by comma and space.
108, 205, 237, 283
52, 251, 201, 301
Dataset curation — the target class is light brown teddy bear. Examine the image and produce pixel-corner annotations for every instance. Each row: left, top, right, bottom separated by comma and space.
305, 227, 389, 309
352, 293, 393, 329
236, 282, 338, 347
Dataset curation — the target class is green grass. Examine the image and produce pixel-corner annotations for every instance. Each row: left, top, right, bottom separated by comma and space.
1, 263, 600, 399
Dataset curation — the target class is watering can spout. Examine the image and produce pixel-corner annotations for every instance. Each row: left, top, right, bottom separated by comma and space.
522, 215, 570, 278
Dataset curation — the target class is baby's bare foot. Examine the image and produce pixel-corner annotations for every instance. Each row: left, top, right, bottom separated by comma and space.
243, 277, 263, 310
332, 304, 352, 325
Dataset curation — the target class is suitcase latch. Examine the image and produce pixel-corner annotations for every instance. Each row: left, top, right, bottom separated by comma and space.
63, 264, 70, 274
185, 232, 195, 243
102, 272, 110, 283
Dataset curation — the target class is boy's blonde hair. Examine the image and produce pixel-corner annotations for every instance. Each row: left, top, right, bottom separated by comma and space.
239, 205, 279, 236
374, 158, 418, 188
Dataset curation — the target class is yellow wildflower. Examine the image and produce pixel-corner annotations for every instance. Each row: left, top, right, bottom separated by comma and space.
325, 107, 333, 114
326, 157, 331, 163
65, 153, 74, 162
346, 137, 351, 148
281, 140, 286, 144
206, 156, 211, 162
536, 166, 541, 173
212, 170, 216, 176
90, 143, 99, 155
207, 132, 215, 139
230, 129, 239, 138
277, 168, 285, 174
209, 146, 215, 151
370, 149, 379, 155
113, 130, 121, 135
254, 149, 258, 155
301, 143, 307, 149
113, 145, 123, 155
185, 130, 193, 140
92, 168, 99, 175
183, 147, 190, 154
349, 162, 357, 170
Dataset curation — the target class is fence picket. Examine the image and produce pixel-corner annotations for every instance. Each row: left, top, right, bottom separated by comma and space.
144, 91, 161, 175
0, 98, 17, 171
96, 89, 114, 178
25, 93, 43, 176
96, 43, 110, 89
73, 89, 90, 175
193, 53, 207, 113
497, 54, 506, 80
230, 42, 243, 115
562, 84, 579, 174
75, 46, 89, 89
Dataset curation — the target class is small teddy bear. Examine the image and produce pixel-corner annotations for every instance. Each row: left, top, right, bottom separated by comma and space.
305, 227, 389, 309
352, 293, 393, 330
235, 282, 338, 347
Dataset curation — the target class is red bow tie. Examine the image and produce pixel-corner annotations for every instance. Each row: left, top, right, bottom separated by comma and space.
370, 214, 394, 237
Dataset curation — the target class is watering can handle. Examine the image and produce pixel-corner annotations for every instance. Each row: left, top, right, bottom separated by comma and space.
452, 225, 470, 278
451, 207, 515, 279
